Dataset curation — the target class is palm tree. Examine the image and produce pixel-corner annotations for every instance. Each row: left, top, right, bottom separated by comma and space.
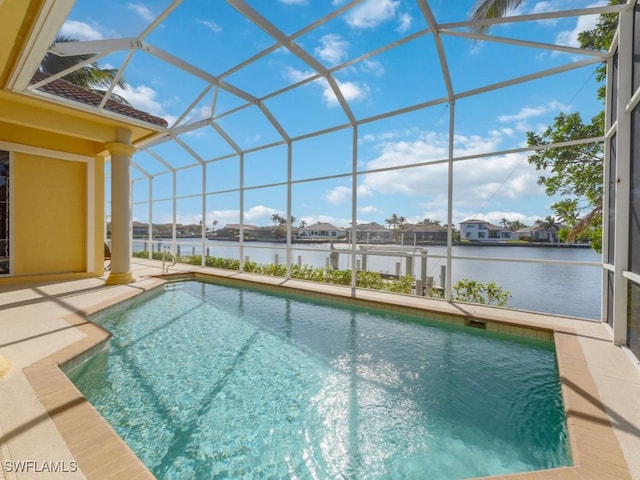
39, 35, 129, 103
385, 213, 399, 230
271, 213, 282, 226
508, 220, 527, 232
536, 215, 560, 242
299, 220, 307, 229
422, 218, 441, 226
470, 0, 523, 34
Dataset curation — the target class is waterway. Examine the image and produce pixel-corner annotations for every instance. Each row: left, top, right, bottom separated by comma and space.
133, 239, 602, 321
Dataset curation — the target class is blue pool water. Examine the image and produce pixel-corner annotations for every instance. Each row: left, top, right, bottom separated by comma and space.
69, 281, 570, 479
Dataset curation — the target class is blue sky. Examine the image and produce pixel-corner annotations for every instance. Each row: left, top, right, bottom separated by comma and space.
58, 0, 608, 229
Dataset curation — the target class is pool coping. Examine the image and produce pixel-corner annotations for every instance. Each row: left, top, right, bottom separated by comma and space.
18, 268, 634, 480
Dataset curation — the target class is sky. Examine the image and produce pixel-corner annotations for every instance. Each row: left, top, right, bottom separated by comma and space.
56, 0, 609, 230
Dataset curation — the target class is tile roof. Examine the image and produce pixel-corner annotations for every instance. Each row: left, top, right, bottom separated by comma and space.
29, 71, 168, 128
355, 222, 387, 231
403, 223, 447, 232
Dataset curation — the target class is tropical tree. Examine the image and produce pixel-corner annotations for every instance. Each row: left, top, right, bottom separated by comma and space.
39, 35, 129, 103
271, 213, 283, 226
421, 218, 441, 226
507, 220, 527, 232
471, 0, 623, 253
470, 0, 523, 34
384, 213, 400, 230
535, 215, 560, 242
299, 219, 307, 228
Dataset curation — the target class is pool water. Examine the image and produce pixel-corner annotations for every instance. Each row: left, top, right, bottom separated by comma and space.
69, 281, 570, 479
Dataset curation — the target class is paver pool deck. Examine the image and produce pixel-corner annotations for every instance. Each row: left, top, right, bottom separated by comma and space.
0, 258, 639, 479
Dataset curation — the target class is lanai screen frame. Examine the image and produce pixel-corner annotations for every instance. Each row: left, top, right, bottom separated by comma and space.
16, 1, 628, 320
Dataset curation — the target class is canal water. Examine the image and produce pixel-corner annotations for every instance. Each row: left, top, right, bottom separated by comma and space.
133, 239, 602, 321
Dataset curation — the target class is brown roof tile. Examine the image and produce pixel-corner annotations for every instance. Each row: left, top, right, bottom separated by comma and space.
30, 71, 168, 128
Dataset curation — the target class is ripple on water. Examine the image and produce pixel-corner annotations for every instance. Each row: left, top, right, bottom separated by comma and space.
69, 281, 570, 479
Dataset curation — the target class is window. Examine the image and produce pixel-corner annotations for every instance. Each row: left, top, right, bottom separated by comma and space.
0, 150, 9, 275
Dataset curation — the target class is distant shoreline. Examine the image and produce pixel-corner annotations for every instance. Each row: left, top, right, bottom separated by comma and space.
132, 236, 592, 248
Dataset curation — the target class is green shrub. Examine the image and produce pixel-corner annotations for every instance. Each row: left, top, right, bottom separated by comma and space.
290, 264, 326, 282
205, 256, 240, 270
326, 268, 351, 285
142, 252, 509, 307
451, 279, 511, 306
385, 275, 413, 294
356, 271, 385, 290
179, 254, 202, 266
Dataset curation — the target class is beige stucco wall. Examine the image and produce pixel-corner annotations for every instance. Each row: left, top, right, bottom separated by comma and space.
0, 122, 106, 283
13, 153, 87, 275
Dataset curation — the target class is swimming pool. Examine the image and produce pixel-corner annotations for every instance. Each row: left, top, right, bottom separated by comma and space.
69, 280, 570, 479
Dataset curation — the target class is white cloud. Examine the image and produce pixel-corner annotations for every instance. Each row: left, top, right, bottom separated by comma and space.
323, 80, 370, 107
555, 2, 606, 48
128, 3, 155, 23
498, 101, 570, 130
60, 20, 103, 41
114, 84, 177, 125
397, 13, 412, 32
284, 64, 374, 107
345, 0, 400, 29
184, 105, 212, 124
357, 130, 544, 208
358, 205, 383, 215
315, 34, 350, 65
243, 205, 282, 224
203, 206, 286, 228
197, 19, 223, 33
530, 1, 554, 15
282, 66, 316, 83
359, 130, 401, 144
360, 59, 385, 76
244, 133, 262, 145
323, 185, 351, 204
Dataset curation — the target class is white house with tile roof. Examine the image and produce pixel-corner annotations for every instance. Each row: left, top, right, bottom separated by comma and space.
298, 222, 345, 239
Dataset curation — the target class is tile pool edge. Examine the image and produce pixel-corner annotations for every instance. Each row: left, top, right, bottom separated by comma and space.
187, 270, 556, 341
21, 278, 165, 480
19, 270, 632, 480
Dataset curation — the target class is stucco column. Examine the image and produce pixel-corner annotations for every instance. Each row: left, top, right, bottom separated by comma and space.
105, 130, 136, 285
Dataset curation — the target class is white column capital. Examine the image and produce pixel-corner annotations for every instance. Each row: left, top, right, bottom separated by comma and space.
106, 142, 137, 158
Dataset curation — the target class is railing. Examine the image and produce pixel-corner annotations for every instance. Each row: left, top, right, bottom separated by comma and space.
130, 238, 602, 319
161, 245, 176, 274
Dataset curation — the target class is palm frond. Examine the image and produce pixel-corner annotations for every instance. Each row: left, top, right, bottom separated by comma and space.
470, 0, 524, 34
